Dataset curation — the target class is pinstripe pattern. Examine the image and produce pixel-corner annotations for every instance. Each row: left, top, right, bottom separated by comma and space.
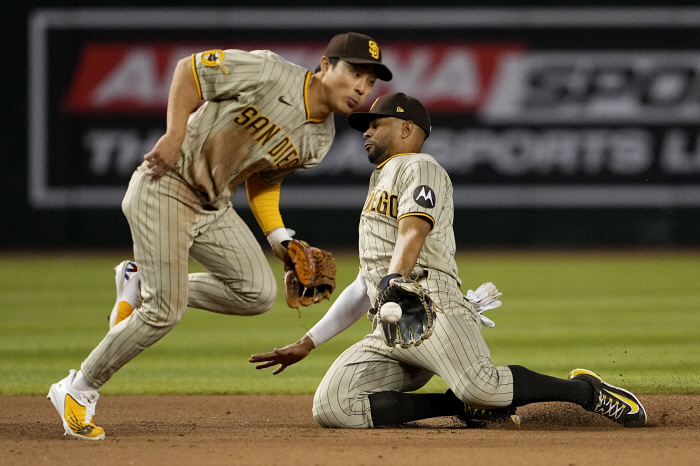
79, 48, 336, 388
182, 49, 334, 208
359, 153, 459, 303
313, 153, 513, 428
313, 333, 434, 428
82, 167, 276, 386
187, 206, 276, 315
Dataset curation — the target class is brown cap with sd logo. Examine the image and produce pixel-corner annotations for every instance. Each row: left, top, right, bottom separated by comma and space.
347, 92, 431, 138
324, 32, 393, 81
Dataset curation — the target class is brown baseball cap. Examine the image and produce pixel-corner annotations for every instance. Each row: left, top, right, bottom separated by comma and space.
325, 32, 392, 81
347, 92, 431, 138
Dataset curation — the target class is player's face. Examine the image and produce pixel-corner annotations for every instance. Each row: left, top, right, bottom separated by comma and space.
323, 60, 377, 114
363, 117, 402, 164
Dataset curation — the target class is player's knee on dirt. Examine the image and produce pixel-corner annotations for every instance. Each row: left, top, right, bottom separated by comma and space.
312, 405, 335, 428
312, 389, 373, 429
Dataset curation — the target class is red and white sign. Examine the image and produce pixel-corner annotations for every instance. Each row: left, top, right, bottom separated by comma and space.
62, 42, 526, 115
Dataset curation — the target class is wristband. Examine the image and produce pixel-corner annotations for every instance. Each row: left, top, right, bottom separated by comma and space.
266, 227, 295, 248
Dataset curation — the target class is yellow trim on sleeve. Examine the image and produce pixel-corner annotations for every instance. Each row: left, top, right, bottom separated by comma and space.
397, 212, 435, 231
304, 72, 329, 123
376, 152, 416, 169
246, 172, 284, 234
191, 54, 202, 100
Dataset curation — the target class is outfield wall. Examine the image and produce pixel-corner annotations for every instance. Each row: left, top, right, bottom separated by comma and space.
3, 3, 699, 248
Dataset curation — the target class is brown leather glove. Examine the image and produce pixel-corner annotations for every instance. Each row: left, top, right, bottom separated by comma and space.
283, 240, 337, 308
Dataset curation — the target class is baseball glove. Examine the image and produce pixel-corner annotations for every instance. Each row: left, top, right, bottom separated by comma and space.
283, 239, 337, 308
373, 274, 437, 348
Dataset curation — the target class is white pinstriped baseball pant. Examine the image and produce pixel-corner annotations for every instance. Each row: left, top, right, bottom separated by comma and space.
81, 166, 276, 387
312, 275, 514, 428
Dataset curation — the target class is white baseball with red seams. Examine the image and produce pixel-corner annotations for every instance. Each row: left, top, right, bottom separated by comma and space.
379, 302, 402, 323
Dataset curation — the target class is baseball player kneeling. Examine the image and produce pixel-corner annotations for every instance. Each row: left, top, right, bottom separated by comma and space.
250, 93, 647, 429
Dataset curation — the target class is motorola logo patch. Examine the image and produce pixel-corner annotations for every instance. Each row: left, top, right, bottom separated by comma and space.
413, 185, 436, 208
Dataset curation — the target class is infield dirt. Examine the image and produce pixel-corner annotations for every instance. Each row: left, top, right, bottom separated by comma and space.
1, 394, 699, 466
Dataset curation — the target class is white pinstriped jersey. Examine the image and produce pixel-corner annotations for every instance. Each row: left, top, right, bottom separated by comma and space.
177, 49, 335, 207
359, 152, 459, 304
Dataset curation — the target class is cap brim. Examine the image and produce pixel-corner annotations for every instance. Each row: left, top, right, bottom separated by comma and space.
347, 112, 390, 132
341, 58, 393, 81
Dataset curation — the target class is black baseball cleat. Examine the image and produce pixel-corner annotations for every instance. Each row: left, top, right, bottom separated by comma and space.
445, 389, 519, 428
568, 368, 647, 427
448, 393, 518, 427
461, 404, 519, 426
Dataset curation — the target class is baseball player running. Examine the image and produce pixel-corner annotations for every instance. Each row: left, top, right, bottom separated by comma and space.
250, 93, 647, 429
47, 32, 392, 440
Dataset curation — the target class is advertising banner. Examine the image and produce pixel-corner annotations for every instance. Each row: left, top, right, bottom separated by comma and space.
29, 8, 700, 208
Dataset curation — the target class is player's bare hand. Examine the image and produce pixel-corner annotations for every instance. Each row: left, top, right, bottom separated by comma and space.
144, 134, 182, 180
249, 336, 315, 375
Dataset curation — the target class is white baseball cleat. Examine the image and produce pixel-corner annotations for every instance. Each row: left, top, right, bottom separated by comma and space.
109, 260, 142, 329
47, 370, 105, 440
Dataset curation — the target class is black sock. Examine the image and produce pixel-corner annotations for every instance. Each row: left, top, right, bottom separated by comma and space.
509, 365, 594, 408
368, 391, 463, 426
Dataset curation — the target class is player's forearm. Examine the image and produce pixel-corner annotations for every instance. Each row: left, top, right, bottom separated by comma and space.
387, 216, 431, 276
246, 173, 284, 235
164, 57, 202, 142
306, 270, 370, 347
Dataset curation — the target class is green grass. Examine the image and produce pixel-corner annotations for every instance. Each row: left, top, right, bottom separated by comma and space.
1, 251, 698, 395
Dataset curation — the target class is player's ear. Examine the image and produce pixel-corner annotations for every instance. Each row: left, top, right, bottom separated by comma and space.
401, 120, 415, 139
318, 56, 332, 75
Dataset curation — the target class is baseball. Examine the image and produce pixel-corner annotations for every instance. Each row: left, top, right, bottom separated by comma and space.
380, 302, 402, 323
